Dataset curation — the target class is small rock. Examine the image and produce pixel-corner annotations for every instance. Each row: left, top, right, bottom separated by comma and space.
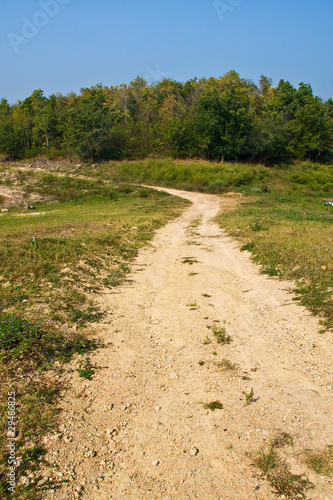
38, 477, 49, 486
151, 460, 159, 466
106, 428, 117, 437
189, 447, 199, 457
60, 267, 71, 274
170, 373, 179, 380
84, 450, 97, 458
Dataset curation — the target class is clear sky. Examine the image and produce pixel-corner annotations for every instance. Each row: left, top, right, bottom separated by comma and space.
1, 0, 332, 104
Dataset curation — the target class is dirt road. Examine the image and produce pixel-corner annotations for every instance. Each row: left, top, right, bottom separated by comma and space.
45, 188, 333, 499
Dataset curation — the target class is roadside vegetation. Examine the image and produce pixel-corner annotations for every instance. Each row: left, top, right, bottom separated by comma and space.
216, 162, 333, 331
0, 169, 188, 499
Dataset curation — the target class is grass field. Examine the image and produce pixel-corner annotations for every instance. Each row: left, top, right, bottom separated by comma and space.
57, 158, 271, 193
54, 158, 333, 195
0, 170, 189, 499
218, 192, 333, 330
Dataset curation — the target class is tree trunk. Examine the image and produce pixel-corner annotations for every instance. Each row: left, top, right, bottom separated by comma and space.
45, 130, 50, 159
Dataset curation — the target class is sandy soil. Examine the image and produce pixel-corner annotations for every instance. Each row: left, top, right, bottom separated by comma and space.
0, 185, 46, 209
42, 188, 333, 500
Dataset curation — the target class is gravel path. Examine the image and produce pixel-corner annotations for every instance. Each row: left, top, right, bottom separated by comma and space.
44, 188, 333, 499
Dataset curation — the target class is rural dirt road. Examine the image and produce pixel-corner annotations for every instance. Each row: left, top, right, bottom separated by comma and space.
44, 188, 333, 500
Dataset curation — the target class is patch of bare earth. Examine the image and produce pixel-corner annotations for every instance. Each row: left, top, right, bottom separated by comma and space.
0, 186, 49, 209
41, 189, 333, 499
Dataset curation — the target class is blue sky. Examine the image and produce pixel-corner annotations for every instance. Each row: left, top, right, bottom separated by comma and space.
1, 0, 332, 103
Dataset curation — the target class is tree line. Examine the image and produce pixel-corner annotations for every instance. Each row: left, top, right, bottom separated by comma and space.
0, 71, 332, 164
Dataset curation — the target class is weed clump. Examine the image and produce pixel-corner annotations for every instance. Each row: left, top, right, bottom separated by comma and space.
304, 446, 333, 477
0, 314, 44, 359
0, 313, 100, 365
253, 446, 280, 474
266, 465, 314, 499
251, 434, 314, 499
271, 432, 294, 449
76, 356, 97, 380
249, 220, 271, 232
243, 387, 256, 405
204, 401, 223, 411
209, 323, 231, 344
216, 359, 238, 371
241, 241, 256, 252
182, 256, 199, 265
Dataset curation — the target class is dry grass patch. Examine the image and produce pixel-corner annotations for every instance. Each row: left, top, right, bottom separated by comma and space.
304, 446, 333, 477
251, 433, 314, 499
215, 359, 238, 371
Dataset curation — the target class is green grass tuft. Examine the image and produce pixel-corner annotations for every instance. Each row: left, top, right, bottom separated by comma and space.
204, 401, 223, 411
243, 387, 256, 405
209, 323, 231, 344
